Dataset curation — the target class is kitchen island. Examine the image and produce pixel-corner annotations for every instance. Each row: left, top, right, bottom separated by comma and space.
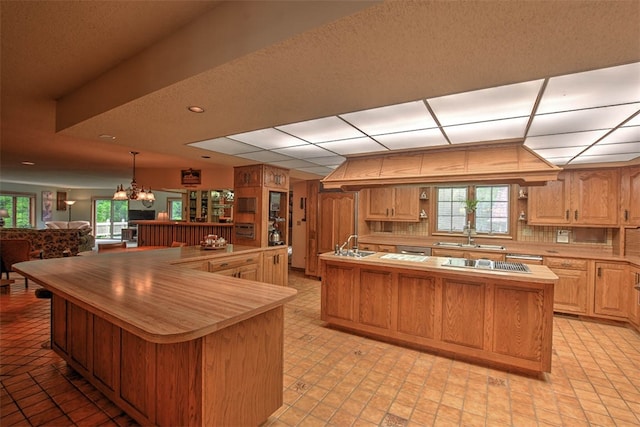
14, 246, 297, 427
320, 252, 558, 373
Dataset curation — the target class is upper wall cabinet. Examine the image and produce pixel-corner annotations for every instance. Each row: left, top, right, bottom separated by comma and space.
364, 187, 420, 222
621, 166, 640, 226
528, 169, 619, 226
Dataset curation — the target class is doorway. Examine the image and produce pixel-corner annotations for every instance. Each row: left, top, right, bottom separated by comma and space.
93, 199, 128, 239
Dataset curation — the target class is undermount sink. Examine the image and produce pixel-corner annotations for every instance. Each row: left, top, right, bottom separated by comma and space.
435, 242, 505, 251
336, 250, 376, 258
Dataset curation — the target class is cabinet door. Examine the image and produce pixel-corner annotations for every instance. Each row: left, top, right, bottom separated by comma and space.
528, 173, 571, 224
234, 166, 262, 187
392, 187, 420, 221
545, 258, 589, 314
305, 180, 320, 277
594, 262, 627, 318
621, 166, 640, 225
263, 165, 289, 190
358, 269, 392, 329
237, 262, 260, 281
262, 249, 287, 286
629, 268, 640, 328
571, 170, 619, 225
321, 263, 356, 322
318, 192, 355, 254
365, 187, 395, 219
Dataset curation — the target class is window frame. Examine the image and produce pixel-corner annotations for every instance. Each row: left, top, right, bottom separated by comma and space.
433, 184, 513, 238
0, 191, 36, 228
167, 197, 183, 221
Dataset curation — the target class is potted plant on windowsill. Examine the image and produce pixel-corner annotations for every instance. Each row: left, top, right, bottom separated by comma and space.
464, 199, 478, 215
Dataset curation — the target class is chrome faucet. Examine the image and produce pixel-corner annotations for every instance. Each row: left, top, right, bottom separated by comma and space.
339, 234, 358, 254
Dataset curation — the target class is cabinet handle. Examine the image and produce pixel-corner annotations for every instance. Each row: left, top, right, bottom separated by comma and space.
566, 210, 569, 220
574, 210, 578, 220
386, 208, 389, 216
220, 263, 228, 267
625, 210, 629, 221
597, 267, 602, 278
392, 208, 395, 216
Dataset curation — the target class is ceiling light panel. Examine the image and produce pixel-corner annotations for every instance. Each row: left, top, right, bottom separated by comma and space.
537, 63, 640, 114
624, 112, 640, 127
276, 116, 364, 143
268, 159, 321, 169
306, 155, 346, 166
443, 117, 530, 144
598, 125, 640, 145
528, 103, 640, 136
570, 153, 640, 164
188, 137, 259, 155
228, 128, 306, 149
428, 80, 543, 126
532, 146, 591, 159
524, 130, 609, 149
374, 128, 449, 150
272, 143, 335, 159
339, 101, 438, 135
318, 137, 387, 155
237, 150, 293, 163
582, 141, 640, 156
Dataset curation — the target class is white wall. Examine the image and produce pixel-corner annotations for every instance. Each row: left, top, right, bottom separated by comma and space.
0, 182, 182, 228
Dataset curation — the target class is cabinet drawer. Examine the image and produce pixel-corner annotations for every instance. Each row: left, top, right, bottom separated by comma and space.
208, 255, 259, 272
377, 245, 396, 253
358, 243, 378, 251
545, 257, 588, 270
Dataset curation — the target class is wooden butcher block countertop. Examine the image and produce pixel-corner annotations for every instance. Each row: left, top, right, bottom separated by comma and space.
14, 245, 297, 344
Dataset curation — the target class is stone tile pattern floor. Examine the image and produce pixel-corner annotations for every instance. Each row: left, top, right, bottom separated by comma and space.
1, 269, 639, 426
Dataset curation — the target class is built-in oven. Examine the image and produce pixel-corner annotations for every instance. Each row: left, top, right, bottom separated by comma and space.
234, 223, 255, 239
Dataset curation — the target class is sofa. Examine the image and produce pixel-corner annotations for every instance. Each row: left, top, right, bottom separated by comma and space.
0, 227, 95, 258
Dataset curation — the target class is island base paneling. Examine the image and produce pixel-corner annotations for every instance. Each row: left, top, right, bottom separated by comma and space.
51, 295, 284, 426
321, 259, 554, 373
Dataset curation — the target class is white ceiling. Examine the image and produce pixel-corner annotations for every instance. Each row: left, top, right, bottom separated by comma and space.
1, 1, 639, 189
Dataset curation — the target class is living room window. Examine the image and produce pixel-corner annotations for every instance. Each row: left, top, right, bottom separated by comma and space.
0, 192, 36, 228
168, 198, 183, 221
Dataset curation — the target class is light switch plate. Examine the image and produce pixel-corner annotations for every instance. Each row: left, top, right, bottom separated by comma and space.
556, 230, 570, 244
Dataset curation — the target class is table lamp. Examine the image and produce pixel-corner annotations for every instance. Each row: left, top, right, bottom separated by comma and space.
0, 209, 9, 227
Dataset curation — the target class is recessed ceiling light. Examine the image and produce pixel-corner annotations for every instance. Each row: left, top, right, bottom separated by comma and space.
188, 106, 205, 113
99, 134, 116, 140
21, 161, 35, 166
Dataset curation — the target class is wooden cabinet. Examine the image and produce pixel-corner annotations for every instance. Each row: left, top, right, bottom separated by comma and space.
545, 257, 590, 314
234, 164, 290, 247
628, 267, 640, 330
208, 254, 261, 281
364, 187, 420, 221
528, 170, 619, 226
377, 244, 396, 253
262, 247, 288, 286
621, 166, 640, 225
594, 262, 628, 319
320, 258, 554, 373
432, 248, 505, 261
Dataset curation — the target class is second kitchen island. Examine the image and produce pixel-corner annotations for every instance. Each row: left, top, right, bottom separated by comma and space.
320, 252, 558, 373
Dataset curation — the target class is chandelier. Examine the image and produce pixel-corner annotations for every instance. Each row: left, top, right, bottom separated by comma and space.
113, 151, 155, 207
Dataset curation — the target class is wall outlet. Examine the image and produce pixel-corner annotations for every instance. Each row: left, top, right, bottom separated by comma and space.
556, 230, 570, 244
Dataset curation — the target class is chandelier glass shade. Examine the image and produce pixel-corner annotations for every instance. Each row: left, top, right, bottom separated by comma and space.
113, 152, 155, 205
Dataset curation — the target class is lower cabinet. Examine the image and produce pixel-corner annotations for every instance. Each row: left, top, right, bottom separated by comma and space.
594, 262, 628, 319
262, 247, 288, 286
321, 259, 554, 372
629, 267, 640, 329
208, 254, 261, 281
544, 257, 590, 314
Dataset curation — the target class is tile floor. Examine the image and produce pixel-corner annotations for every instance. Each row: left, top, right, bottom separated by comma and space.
1, 269, 639, 426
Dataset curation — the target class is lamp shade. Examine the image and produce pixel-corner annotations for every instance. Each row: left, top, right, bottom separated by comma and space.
0, 209, 9, 218
157, 212, 169, 221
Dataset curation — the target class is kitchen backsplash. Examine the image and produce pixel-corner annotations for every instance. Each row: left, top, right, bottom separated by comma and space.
365, 219, 613, 248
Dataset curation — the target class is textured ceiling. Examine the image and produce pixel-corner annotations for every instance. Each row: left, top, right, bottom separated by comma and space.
1, 1, 639, 189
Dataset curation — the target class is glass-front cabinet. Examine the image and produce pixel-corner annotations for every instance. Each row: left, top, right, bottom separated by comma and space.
185, 189, 234, 223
